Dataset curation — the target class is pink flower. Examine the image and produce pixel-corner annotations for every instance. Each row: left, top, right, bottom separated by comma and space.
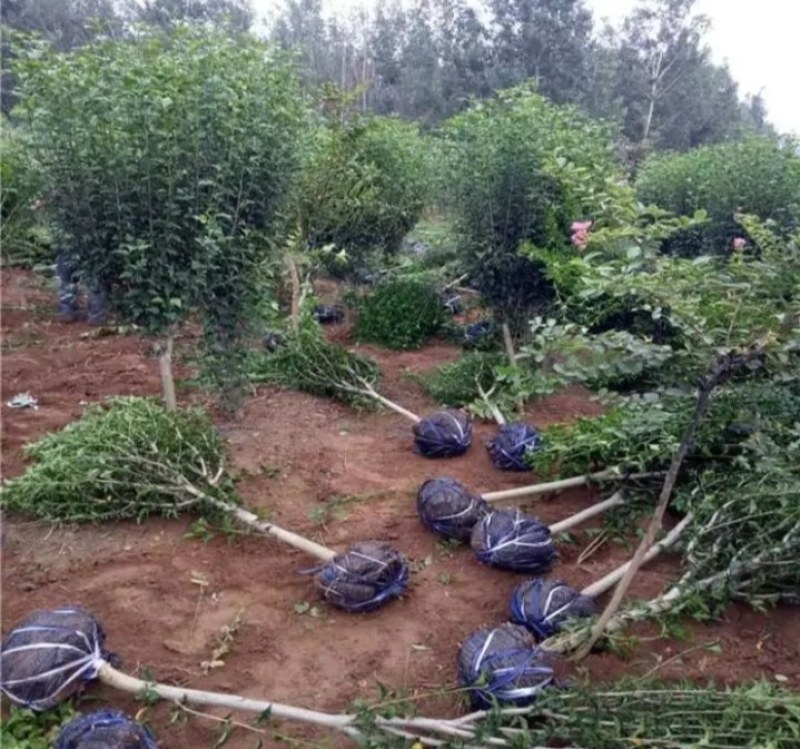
570, 220, 592, 251
732, 237, 747, 251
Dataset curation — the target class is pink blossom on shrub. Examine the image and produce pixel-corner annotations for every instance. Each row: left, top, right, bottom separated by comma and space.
571, 220, 592, 251
732, 237, 747, 251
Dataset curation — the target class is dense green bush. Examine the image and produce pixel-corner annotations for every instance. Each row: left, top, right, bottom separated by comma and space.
415, 351, 504, 407
0, 125, 52, 266
248, 318, 382, 409
355, 278, 445, 349
441, 84, 622, 323
12, 28, 309, 407
636, 137, 800, 256
298, 115, 432, 275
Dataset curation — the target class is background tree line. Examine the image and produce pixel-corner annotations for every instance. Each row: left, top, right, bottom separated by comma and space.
1, 0, 777, 156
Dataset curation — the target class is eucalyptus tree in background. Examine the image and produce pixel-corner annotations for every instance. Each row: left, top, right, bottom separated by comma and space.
0, 0, 123, 114
488, 0, 594, 104
612, 0, 743, 153
12, 28, 309, 412
120, 0, 254, 32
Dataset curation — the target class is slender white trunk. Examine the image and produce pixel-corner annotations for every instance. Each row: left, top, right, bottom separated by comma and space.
158, 334, 177, 411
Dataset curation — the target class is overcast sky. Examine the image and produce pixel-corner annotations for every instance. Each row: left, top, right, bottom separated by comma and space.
251, 0, 799, 137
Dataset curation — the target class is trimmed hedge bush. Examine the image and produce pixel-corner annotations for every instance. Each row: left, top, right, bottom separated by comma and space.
355, 278, 445, 349
636, 137, 800, 256
299, 116, 432, 275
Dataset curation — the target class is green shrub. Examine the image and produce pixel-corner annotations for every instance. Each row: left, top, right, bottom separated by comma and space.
248, 321, 382, 408
12, 28, 309, 407
415, 351, 504, 407
636, 137, 800, 256
299, 115, 432, 275
0, 125, 53, 266
355, 278, 446, 349
441, 84, 622, 324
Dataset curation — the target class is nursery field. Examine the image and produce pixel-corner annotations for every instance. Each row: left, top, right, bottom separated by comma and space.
2, 266, 799, 748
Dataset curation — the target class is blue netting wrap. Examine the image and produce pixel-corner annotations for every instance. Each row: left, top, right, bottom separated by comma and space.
313, 541, 409, 612
54, 709, 159, 749
457, 623, 556, 708
442, 294, 463, 315
486, 422, 543, 471
416, 477, 489, 542
313, 304, 344, 324
0, 607, 115, 711
471, 509, 557, 573
509, 578, 598, 640
262, 331, 286, 353
413, 410, 472, 458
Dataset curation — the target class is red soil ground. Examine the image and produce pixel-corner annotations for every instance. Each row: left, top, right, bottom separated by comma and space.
2, 267, 797, 747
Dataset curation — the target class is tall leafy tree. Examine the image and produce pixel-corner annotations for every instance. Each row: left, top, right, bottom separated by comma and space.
610, 0, 747, 152
488, 0, 594, 104
1, 0, 123, 113
13, 28, 308, 411
120, 0, 253, 32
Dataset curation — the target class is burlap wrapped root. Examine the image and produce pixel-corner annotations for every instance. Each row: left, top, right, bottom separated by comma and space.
510, 578, 597, 640
54, 709, 159, 749
413, 409, 472, 458
313, 541, 409, 612
416, 477, 488, 542
0, 607, 116, 711
458, 622, 557, 708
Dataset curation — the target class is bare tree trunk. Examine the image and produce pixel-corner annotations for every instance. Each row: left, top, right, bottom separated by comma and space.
157, 334, 177, 411
286, 254, 301, 331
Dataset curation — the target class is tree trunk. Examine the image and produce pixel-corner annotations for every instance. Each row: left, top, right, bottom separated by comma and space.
157, 334, 177, 411
286, 254, 301, 331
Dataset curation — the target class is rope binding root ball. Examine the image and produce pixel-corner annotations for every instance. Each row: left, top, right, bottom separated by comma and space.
413, 408, 472, 458
470, 493, 626, 574
486, 422, 543, 471
471, 508, 556, 574
312, 541, 409, 613
509, 579, 597, 640
509, 516, 691, 642
54, 709, 159, 749
416, 477, 489, 542
0, 607, 114, 711
457, 622, 557, 708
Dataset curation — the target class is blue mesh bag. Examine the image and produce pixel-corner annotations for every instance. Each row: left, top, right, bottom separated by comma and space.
457, 623, 556, 708
510, 578, 597, 640
54, 709, 159, 749
313, 304, 344, 324
0, 607, 116, 711
486, 422, 543, 471
416, 477, 489, 542
413, 409, 472, 458
313, 540, 409, 612
471, 509, 556, 573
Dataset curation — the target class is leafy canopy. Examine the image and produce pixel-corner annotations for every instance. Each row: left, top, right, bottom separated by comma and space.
11, 26, 309, 400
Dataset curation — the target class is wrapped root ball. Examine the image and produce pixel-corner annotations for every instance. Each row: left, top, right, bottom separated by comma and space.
416, 477, 489, 542
313, 304, 344, 324
413, 409, 472, 458
486, 422, 543, 471
262, 331, 286, 353
457, 622, 556, 708
314, 541, 409, 612
1, 607, 115, 711
510, 578, 597, 640
54, 710, 159, 749
471, 509, 556, 573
